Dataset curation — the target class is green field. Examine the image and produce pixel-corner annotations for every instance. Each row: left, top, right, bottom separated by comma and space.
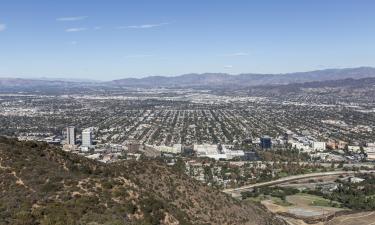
292, 193, 342, 208
270, 196, 293, 206
245, 194, 292, 206
244, 195, 266, 203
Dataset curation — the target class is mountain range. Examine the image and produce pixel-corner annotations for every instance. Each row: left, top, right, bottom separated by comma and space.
109, 67, 375, 88
1, 67, 375, 90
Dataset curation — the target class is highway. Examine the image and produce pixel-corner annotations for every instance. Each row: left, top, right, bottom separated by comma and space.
223, 170, 375, 196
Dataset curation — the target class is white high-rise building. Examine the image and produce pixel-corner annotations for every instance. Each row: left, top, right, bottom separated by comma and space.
81, 128, 92, 147
66, 126, 75, 145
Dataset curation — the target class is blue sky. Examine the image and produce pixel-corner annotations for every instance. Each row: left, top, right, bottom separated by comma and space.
0, 0, 375, 80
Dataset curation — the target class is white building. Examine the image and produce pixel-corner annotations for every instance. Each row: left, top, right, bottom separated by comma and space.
193, 144, 244, 160
365, 147, 375, 160
341, 176, 365, 183
153, 144, 182, 154
290, 141, 312, 152
312, 142, 326, 151
194, 144, 220, 157
349, 177, 365, 183
81, 128, 92, 147
80, 146, 89, 152
85, 153, 101, 160
221, 145, 245, 159
66, 126, 75, 145
348, 146, 361, 152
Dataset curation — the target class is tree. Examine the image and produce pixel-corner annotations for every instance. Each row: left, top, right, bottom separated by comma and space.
173, 158, 186, 174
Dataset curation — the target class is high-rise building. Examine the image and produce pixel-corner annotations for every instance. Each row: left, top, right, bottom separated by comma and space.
283, 130, 293, 143
81, 128, 92, 147
66, 126, 75, 145
260, 136, 272, 149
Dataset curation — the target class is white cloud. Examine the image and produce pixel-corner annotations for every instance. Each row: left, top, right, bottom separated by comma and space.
224, 65, 233, 69
0, 23, 6, 32
221, 52, 249, 57
57, 16, 88, 21
94, 26, 102, 30
117, 22, 169, 29
65, 27, 87, 32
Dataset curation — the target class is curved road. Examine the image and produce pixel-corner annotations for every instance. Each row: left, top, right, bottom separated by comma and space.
224, 170, 375, 195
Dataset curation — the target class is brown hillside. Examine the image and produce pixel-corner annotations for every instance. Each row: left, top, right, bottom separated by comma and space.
0, 137, 285, 225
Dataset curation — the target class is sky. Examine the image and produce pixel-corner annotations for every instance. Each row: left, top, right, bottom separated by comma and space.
0, 0, 375, 80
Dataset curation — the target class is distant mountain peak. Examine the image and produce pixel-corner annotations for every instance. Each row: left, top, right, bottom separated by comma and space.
109, 67, 375, 88
2, 67, 375, 90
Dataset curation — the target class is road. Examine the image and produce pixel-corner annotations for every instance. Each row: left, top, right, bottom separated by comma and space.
223, 170, 375, 196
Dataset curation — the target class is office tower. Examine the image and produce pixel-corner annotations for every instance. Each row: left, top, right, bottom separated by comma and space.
260, 136, 272, 149
81, 128, 92, 147
66, 126, 75, 145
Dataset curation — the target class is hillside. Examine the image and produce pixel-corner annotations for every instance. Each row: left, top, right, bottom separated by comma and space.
1, 67, 375, 91
109, 67, 375, 88
245, 76, 375, 97
0, 137, 285, 225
